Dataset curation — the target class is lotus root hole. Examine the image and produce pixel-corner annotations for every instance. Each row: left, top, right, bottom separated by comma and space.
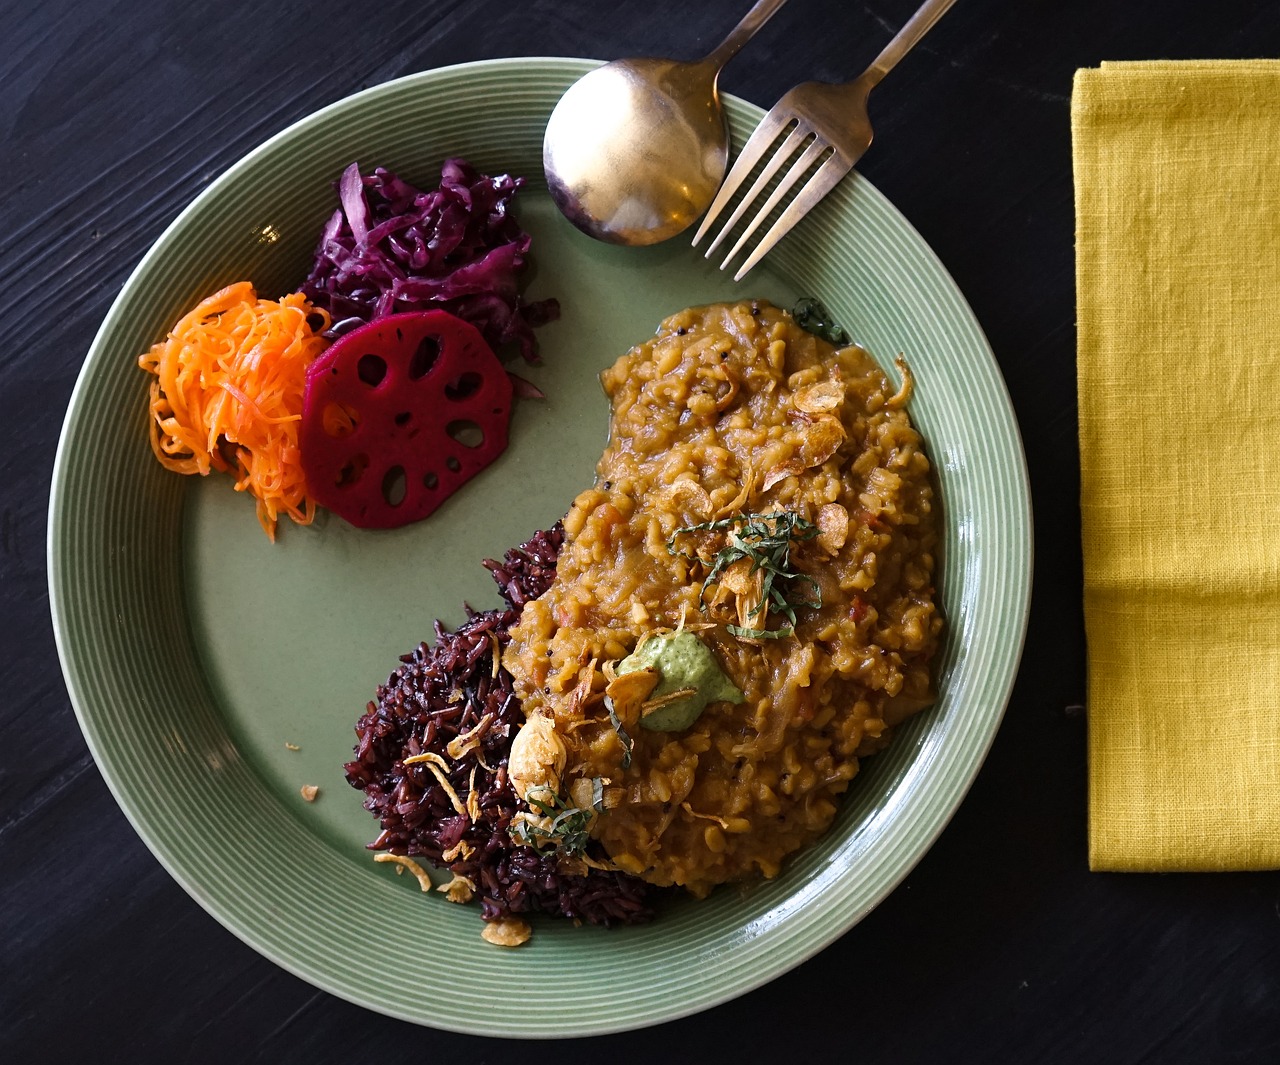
382, 465, 407, 507
357, 353, 387, 387
408, 336, 441, 380
336, 453, 370, 488
447, 420, 485, 449
322, 402, 360, 439
445, 372, 483, 400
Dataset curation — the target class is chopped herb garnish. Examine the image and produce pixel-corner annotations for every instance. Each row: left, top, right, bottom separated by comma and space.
725, 622, 795, 640
604, 695, 633, 769
510, 783, 604, 857
669, 510, 822, 638
792, 297, 849, 345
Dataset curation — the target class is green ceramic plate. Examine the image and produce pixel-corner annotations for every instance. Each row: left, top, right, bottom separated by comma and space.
49, 58, 1030, 1036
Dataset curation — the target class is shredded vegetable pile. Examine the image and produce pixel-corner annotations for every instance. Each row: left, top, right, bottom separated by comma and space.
138, 158, 556, 541
138, 282, 331, 539
300, 159, 559, 362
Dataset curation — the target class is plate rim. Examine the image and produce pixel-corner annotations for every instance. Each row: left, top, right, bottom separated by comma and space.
48, 55, 1033, 1036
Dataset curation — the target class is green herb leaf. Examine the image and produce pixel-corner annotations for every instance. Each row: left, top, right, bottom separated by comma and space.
510, 783, 604, 857
793, 297, 849, 345
725, 623, 794, 640
604, 695, 633, 769
668, 510, 822, 638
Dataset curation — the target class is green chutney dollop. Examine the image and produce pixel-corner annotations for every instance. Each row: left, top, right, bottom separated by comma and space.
618, 630, 744, 732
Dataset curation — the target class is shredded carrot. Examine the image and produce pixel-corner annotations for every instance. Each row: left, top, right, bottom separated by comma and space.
138, 282, 331, 540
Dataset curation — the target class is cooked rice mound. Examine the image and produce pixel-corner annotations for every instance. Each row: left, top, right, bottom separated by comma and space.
345, 525, 654, 926
504, 300, 943, 896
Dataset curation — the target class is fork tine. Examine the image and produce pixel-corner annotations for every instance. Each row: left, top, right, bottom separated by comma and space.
720, 138, 831, 270
731, 154, 853, 281
692, 109, 794, 248
693, 0, 957, 276
700, 124, 811, 257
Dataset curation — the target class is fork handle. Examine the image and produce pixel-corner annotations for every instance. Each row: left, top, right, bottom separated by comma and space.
863, 0, 960, 89
702, 0, 789, 71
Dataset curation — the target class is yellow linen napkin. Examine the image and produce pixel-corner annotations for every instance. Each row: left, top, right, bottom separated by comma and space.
1075, 60, 1280, 872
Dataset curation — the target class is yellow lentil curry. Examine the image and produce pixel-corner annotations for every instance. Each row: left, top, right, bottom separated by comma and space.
504, 300, 942, 896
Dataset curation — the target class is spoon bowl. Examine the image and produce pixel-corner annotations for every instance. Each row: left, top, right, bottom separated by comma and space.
543, 0, 787, 245
544, 57, 726, 245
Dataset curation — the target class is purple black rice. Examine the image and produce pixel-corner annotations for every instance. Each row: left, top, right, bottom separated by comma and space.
343, 524, 654, 926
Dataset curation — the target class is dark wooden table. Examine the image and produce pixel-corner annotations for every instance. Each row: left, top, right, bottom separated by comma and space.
7, 0, 1280, 1059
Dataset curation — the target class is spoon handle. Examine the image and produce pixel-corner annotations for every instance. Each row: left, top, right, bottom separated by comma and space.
702, 0, 789, 71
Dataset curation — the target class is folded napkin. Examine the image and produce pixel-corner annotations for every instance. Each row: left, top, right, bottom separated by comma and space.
1075, 60, 1280, 871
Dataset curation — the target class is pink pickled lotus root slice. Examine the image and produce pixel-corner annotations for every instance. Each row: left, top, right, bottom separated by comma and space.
300, 310, 513, 529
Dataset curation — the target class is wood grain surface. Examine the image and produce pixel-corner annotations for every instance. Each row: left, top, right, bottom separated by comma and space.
5, 0, 1280, 1060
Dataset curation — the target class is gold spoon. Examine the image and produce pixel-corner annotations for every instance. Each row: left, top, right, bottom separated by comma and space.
543, 0, 788, 246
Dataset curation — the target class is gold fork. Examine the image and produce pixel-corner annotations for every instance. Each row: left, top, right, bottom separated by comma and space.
693, 0, 960, 280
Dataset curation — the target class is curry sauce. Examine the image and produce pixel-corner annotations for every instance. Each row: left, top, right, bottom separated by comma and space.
504, 301, 942, 895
